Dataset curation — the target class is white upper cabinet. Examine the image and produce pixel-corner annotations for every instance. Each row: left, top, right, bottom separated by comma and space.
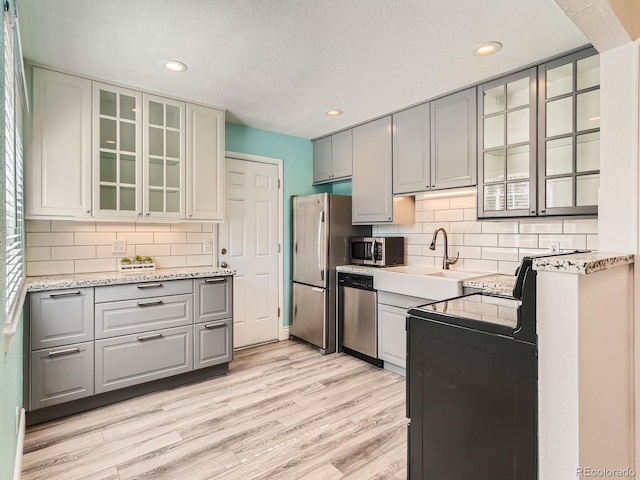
393, 103, 430, 195
186, 104, 225, 221
26, 68, 92, 218
312, 129, 352, 184
143, 94, 186, 220
92, 82, 143, 218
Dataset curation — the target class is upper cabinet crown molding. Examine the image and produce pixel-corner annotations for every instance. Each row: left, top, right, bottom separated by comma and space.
25, 66, 225, 223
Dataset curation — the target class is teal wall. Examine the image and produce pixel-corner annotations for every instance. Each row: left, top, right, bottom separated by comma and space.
331, 179, 352, 195
225, 123, 330, 327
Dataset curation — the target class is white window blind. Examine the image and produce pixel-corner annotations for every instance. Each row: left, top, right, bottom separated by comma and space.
3, 2, 24, 324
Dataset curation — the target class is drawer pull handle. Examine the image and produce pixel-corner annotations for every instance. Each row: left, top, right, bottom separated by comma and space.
48, 347, 80, 358
137, 333, 163, 342
49, 290, 81, 298
137, 283, 163, 289
137, 300, 163, 307
204, 278, 226, 284
205, 323, 226, 330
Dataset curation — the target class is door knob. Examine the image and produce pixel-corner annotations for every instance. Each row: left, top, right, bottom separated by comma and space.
221, 248, 227, 255
220, 262, 228, 268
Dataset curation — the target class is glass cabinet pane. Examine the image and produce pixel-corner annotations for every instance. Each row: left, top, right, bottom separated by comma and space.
120, 154, 136, 185
100, 152, 117, 183
100, 118, 117, 149
166, 130, 180, 158
166, 105, 180, 129
149, 127, 164, 156
120, 95, 136, 121
149, 101, 164, 126
484, 150, 505, 183
149, 190, 163, 212
100, 185, 117, 210
576, 90, 600, 131
120, 123, 136, 152
506, 145, 529, 180
546, 63, 572, 98
484, 115, 504, 149
166, 191, 180, 213
546, 137, 572, 175
484, 184, 505, 211
166, 160, 180, 188
546, 177, 573, 208
149, 158, 164, 187
577, 132, 599, 172
120, 187, 136, 211
577, 55, 600, 90
506, 108, 529, 145
506, 77, 529, 109
546, 97, 573, 137
100, 90, 117, 117
484, 85, 505, 115
576, 174, 599, 206
506, 181, 529, 210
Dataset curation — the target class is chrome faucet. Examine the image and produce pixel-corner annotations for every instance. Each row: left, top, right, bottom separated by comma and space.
430, 227, 459, 270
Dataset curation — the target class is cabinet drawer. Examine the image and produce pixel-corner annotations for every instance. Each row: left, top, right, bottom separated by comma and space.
378, 303, 407, 368
95, 325, 192, 394
194, 320, 233, 369
30, 288, 94, 350
194, 277, 232, 324
95, 279, 192, 303
95, 294, 193, 339
30, 341, 94, 410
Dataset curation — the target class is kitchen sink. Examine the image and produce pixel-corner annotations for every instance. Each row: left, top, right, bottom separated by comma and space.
424, 270, 489, 280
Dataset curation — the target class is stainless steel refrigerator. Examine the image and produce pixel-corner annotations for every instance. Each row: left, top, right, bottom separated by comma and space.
291, 193, 370, 354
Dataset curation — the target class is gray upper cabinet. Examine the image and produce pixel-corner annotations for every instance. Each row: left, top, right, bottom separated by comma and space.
352, 116, 393, 224
313, 130, 353, 184
430, 88, 477, 190
393, 104, 430, 195
477, 68, 537, 219
538, 47, 600, 216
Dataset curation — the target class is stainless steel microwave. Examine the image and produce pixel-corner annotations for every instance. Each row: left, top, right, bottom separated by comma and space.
350, 237, 405, 267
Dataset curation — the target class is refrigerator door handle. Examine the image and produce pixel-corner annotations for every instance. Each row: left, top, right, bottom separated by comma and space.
317, 212, 324, 282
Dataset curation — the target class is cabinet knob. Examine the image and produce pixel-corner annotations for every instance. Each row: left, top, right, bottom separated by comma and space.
145, 212, 150, 217
220, 261, 228, 268
137, 212, 143, 217
86, 210, 90, 214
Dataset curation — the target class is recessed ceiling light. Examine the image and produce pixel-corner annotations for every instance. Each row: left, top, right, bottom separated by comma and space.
472, 42, 502, 57
325, 109, 343, 116
162, 60, 188, 72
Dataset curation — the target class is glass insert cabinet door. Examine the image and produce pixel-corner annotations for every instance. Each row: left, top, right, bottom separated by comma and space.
477, 67, 537, 218
538, 47, 600, 216
143, 94, 186, 218
93, 83, 143, 217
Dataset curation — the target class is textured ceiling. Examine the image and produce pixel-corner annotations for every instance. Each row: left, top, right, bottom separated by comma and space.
17, 0, 587, 139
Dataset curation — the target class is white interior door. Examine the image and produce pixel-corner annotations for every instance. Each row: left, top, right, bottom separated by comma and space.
219, 158, 280, 348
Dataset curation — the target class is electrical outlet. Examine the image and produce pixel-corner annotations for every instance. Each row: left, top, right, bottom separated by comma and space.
113, 238, 127, 254
549, 242, 560, 253
203, 238, 213, 253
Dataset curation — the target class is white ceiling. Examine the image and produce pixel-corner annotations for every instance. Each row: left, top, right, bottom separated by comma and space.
17, 0, 587, 139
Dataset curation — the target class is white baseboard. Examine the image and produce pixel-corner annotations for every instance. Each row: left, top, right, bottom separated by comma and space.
13, 408, 25, 480
279, 326, 290, 341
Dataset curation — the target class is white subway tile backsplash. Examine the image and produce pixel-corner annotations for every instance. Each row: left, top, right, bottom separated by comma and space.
26, 220, 51, 232
171, 243, 203, 256
422, 222, 449, 234
448, 233, 464, 246
135, 244, 171, 257
96, 222, 137, 232
539, 234, 587, 250
135, 223, 171, 232
74, 232, 113, 246
26, 247, 50, 262
519, 220, 563, 234
587, 234, 599, 250
397, 223, 423, 234
518, 248, 551, 260
464, 234, 498, 247
372, 224, 399, 234
96, 245, 136, 258
50, 221, 96, 232
406, 244, 423, 256
563, 219, 598, 234
187, 254, 214, 267
449, 221, 482, 234
449, 195, 476, 209
27, 232, 74, 247
408, 234, 429, 245
498, 234, 538, 248
202, 223, 214, 233
170, 223, 203, 232
498, 261, 520, 276
434, 209, 464, 222
463, 209, 477, 221
415, 210, 435, 223
154, 232, 187, 244
51, 246, 96, 261
186, 232, 214, 244
481, 221, 518, 234
116, 232, 154, 244
423, 198, 450, 210
463, 259, 499, 273
75, 258, 116, 274
481, 247, 519, 262
453, 246, 482, 259
154, 255, 187, 268
27, 260, 74, 276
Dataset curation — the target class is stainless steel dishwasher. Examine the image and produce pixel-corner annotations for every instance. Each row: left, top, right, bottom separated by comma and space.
338, 272, 382, 367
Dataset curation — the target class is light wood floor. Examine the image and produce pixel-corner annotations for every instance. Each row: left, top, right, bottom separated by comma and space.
22, 340, 408, 480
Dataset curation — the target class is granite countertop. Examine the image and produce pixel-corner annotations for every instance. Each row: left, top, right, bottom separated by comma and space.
462, 274, 516, 296
532, 252, 634, 275
26, 266, 236, 292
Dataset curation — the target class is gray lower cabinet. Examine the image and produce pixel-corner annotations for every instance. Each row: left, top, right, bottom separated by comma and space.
30, 341, 94, 410
194, 320, 233, 369
430, 87, 477, 189
94, 279, 192, 303
377, 304, 407, 369
30, 288, 94, 350
194, 277, 232, 324
95, 325, 192, 394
